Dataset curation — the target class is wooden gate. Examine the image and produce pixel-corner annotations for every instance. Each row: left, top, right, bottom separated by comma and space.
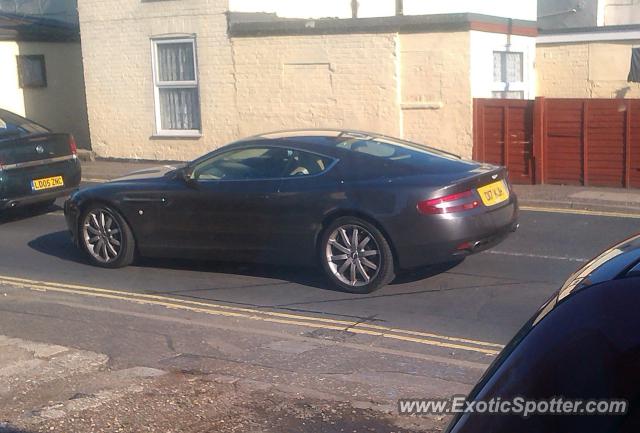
474, 97, 640, 188
473, 99, 535, 184
539, 98, 640, 188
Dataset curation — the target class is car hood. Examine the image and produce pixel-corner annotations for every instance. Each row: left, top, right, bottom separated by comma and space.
111, 164, 184, 182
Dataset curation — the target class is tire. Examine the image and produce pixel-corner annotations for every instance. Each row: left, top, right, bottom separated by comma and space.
320, 216, 395, 294
79, 204, 135, 268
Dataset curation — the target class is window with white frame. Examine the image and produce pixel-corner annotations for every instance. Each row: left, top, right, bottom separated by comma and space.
492, 51, 525, 99
152, 38, 201, 136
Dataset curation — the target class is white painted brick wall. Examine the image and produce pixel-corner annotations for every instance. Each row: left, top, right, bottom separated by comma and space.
78, 0, 474, 160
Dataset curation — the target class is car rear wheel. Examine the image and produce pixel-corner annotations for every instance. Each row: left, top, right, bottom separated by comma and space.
321, 217, 395, 294
80, 205, 135, 268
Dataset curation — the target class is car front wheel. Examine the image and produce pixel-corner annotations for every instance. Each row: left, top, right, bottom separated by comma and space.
80, 204, 135, 268
321, 217, 395, 294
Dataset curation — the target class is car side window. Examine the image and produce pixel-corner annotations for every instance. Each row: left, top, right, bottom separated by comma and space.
284, 150, 334, 177
192, 147, 293, 181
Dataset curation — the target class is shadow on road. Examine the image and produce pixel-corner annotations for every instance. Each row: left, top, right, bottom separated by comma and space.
0, 202, 61, 225
28, 230, 464, 292
28, 230, 88, 264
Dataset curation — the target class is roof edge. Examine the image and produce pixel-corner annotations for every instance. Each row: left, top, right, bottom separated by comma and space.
538, 24, 640, 44
540, 23, 640, 35
228, 12, 538, 38
0, 11, 79, 42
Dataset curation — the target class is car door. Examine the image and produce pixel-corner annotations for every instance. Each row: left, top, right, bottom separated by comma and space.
177, 146, 292, 261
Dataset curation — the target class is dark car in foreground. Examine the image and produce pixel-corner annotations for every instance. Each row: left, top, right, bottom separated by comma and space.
445, 234, 640, 433
65, 129, 518, 293
0, 109, 81, 212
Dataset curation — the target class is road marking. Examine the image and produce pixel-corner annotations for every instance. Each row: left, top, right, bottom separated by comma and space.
11, 296, 491, 370
0, 274, 503, 355
520, 206, 640, 219
486, 250, 588, 263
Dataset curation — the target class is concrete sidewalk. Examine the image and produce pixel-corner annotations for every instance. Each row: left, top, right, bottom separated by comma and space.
513, 184, 640, 215
80, 158, 640, 215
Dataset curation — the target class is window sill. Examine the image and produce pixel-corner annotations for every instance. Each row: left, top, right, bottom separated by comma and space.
151, 133, 202, 140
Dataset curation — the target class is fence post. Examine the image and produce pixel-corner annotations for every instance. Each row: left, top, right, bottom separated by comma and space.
625, 100, 632, 188
582, 100, 589, 186
503, 104, 510, 170
533, 97, 545, 184
473, 98, 479, 161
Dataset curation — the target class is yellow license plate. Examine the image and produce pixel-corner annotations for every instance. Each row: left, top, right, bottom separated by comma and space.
477, 180, 509, 207
31, 176, 64, 191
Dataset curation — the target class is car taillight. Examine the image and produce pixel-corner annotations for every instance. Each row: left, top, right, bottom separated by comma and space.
417, 190, 480, 215
69, 135, 78, 155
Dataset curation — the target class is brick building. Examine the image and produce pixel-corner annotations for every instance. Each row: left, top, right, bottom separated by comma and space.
77, 0, 537, 160
537, 0, 640, 99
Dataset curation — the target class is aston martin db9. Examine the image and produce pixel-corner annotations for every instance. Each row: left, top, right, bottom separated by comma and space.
64, 130, 518, 293
1, 109, 81, 212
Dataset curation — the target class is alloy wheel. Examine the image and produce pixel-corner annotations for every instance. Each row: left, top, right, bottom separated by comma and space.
325, 224, 381, 287
82, 208, 123, 263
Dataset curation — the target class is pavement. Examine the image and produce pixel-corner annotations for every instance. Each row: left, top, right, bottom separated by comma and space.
0, 333, 432, 433
514, 184, 640, 215
81, 158, 640, 215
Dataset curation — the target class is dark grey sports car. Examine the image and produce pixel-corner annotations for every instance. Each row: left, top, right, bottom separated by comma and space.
64, 130, 518, 293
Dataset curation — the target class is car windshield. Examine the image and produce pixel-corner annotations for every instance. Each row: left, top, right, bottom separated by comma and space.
0, 110, 49, 137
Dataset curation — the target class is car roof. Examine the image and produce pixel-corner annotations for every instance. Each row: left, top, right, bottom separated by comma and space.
234, 128, 462, 159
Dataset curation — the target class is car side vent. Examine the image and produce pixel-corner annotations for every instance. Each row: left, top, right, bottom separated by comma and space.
624, 261, 640, 278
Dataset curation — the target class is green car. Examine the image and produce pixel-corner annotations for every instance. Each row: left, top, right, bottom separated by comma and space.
0, 109, 81, 211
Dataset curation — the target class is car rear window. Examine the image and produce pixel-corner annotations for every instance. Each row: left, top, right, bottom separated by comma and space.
0, 110, 49, 138
335, 136, 477, 171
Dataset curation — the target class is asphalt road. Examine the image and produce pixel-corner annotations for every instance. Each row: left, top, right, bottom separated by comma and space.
2, 189, 640, 431
1, 192, 637, 346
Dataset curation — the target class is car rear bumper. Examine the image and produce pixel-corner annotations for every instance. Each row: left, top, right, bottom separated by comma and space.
393, 194, 519, 269
0, 156, 81, 210
0, 186, 79, 210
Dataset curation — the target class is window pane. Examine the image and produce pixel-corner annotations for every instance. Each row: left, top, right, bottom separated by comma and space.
159, 88, 201, 130
506, 52, 523, 82
193, 147, 293, 180
17, 55, 46, 88
492, 91, 524, 99
157, 42, 195, 82
493, 51, 503, 82
286, 150, 334, 177
493, 51, 523, 83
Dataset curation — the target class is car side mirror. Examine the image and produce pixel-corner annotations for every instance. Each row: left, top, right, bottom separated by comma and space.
181, 167, 196, 184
